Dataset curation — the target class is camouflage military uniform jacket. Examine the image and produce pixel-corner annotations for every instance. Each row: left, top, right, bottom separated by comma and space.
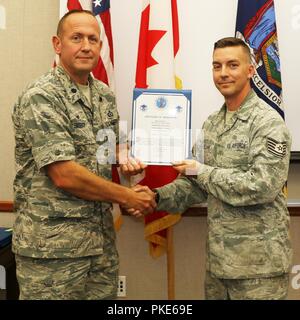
12, 66, 119, 259
157, 90, 292, 279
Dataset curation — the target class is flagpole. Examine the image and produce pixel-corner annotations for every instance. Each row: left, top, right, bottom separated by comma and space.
166, 226, 175, 300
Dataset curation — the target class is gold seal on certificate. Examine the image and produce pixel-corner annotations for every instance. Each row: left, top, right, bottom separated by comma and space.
131, 88, 192, 165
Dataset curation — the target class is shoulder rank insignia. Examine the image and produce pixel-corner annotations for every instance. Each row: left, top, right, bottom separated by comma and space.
267, 137, 287, 158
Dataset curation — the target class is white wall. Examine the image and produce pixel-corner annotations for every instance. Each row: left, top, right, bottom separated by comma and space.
0, 4, 5, 30
276, 0, 300, 152
111, 0, 300, 151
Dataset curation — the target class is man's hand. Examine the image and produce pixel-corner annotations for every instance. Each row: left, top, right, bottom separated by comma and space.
122, 185, 155, 218
117, 143, 147, 177
123, 186, 156, 217
119, 157, 147, 177
172, 160, 201, 176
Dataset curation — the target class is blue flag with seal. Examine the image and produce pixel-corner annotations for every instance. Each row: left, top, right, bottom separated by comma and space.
235, 0, 284, 119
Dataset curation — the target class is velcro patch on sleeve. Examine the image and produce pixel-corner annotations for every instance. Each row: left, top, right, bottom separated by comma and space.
267, 137, 287, 158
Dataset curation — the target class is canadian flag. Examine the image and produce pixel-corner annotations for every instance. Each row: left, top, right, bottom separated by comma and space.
135, 0, 182, 258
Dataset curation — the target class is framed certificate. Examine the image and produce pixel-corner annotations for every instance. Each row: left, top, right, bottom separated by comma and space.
131, 88, 192, 165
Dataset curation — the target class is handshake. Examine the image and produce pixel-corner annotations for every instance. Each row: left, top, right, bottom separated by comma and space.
120, 185, 157, 218
119, 158, 201, 218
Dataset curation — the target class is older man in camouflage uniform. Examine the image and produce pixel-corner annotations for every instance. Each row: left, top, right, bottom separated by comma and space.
12, 10, 155, 300
133, 37, 292, 299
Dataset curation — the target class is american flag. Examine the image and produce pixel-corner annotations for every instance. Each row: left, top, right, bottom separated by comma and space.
59, 0, 122, 230
60, 0, 115, 90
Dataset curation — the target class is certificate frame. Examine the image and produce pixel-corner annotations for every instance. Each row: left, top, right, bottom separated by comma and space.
131, 88, 192, 165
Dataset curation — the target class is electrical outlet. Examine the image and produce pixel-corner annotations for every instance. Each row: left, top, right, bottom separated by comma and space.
117, 276, 126, 297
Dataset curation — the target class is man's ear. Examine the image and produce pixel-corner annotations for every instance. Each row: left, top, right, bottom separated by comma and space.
52, 36, 61, 55
248, 64, 255, 79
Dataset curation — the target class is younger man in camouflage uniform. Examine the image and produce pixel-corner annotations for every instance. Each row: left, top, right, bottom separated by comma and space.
133, 37, 292, 299
12, 10, 155, 300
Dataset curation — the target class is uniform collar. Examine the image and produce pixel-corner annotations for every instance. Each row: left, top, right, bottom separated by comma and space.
54, 65, 95, 105
213, 89, 257, 125
235, 89, 257, 121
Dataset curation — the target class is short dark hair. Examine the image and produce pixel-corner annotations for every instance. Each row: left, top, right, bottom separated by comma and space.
214, 37, 251, 61
56, 10, 96, 36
